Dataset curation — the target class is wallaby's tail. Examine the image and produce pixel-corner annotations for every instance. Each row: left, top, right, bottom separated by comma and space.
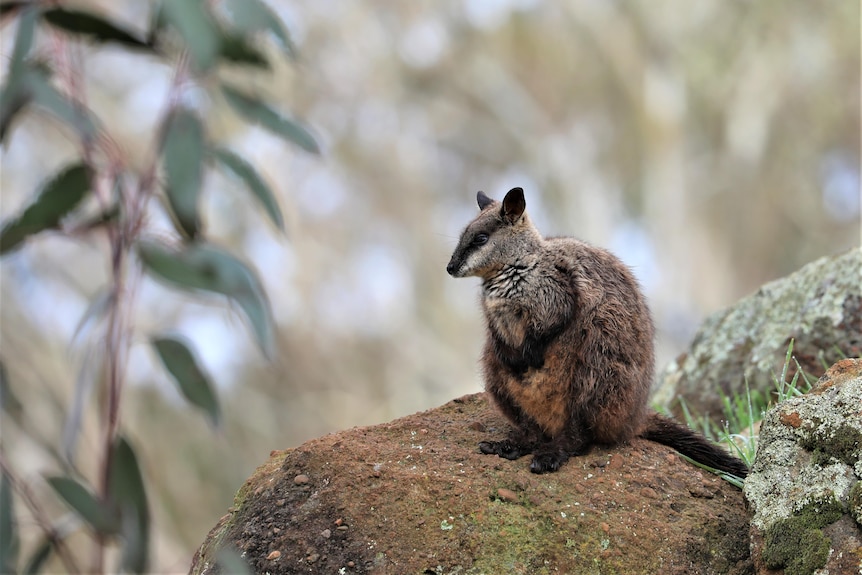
640, 412, 749, 478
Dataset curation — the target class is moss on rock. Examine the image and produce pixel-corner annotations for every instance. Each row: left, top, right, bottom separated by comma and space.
762, 519, 830, 575
761, 495, 843, 575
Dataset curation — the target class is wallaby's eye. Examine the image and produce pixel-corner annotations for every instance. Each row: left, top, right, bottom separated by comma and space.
473, 233, 489, 246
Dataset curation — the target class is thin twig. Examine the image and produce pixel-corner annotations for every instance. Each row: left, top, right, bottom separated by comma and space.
49, 28, 121, 575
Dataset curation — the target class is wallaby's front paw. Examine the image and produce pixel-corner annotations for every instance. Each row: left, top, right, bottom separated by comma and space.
478, 440, 525, 460
529, 450, 568, 474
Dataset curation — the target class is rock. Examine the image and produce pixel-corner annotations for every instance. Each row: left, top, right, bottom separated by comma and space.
495, 487, 518, 503
190, 394, 751, 574
654, 248, 862, 422
743, 358, 862, 575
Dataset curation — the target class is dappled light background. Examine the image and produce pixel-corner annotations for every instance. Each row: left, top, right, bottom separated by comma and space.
1, 0, 859, 570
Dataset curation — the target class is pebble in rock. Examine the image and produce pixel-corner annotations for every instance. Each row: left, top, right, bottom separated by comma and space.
497, 488, 519, 503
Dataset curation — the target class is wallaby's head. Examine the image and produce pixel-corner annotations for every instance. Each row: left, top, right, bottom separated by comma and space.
446, 187, 542, 279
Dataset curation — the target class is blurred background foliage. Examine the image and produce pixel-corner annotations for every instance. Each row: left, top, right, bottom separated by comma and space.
0, 0, 859, 570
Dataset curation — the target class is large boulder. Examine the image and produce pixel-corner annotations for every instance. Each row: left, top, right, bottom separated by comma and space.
190, 393, 751, 574
653, 248, 862, 422
743, 358, 862, 575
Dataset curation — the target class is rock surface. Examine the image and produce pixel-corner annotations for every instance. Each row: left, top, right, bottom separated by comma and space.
653, 248, 862, 422
743, 358, 862, 575
190, 394, 751, 575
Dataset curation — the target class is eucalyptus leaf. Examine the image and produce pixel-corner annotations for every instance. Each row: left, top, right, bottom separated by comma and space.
72, 288, 113, 342
0, 75, 31, 142
221, 84, 320, 154
152, 336, 221, 428
0, 163, 92, 254
210, 147, 284, 231
161, 108, 205, 238
46, 476, 120, 536
109, 437, 149, 574
161, 0, 220, 72
21, 514, 78, 575
62, 345, 102, 465
22, 538, 51, 575
137, 239, 274, 357
10, 5, 38, 74
1, 6, 40, 144
42, 8, 150, 50
218, 33, 270, 69
0, 360, 23, 420
145, 1, 165, 47
222, 0, 296, 59
0, 469, 18, 575
27, 67, 99, 140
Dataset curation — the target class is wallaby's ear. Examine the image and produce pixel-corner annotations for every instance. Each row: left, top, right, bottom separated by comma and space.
477, 191, 494, 210
501, 187, 526, 223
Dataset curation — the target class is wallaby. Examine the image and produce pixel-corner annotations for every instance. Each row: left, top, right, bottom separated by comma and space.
447, 187, 748, 477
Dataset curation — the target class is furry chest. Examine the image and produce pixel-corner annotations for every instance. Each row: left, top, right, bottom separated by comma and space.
482, 297, 529, 347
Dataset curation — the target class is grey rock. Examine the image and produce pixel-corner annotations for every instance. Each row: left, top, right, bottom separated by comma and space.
653, 248, 862, 422
743, 358, 862, 575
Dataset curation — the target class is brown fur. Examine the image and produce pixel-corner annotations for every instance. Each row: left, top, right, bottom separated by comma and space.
447, 188, 748, 477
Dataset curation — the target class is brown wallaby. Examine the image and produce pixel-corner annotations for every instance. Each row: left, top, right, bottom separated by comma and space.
447, 187, 748, 477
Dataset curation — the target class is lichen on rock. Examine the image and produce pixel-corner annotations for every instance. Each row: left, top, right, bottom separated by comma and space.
744, 358, 862, 575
